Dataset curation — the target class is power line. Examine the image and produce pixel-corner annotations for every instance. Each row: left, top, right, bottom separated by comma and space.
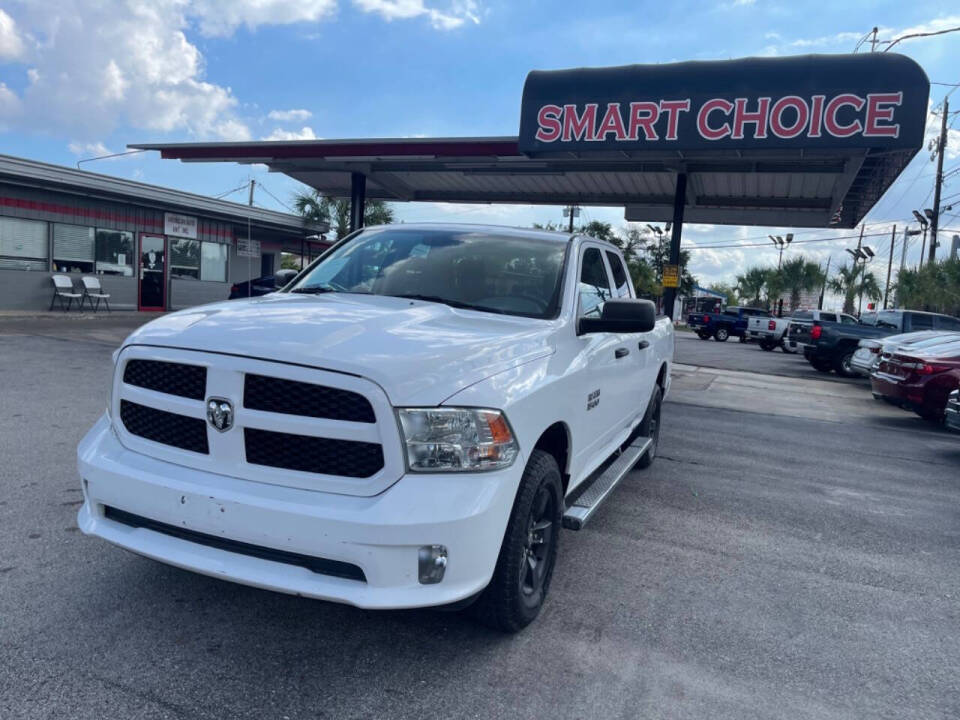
882, 26, 960, 52
257, 181, 297, 214
214, 182, 250, 200
687, 229, 897, 251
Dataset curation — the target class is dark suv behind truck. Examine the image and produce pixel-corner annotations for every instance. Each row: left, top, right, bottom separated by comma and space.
799, 309, 960, 377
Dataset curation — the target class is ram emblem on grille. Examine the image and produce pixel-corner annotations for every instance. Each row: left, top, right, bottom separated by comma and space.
206, 398, 234, 433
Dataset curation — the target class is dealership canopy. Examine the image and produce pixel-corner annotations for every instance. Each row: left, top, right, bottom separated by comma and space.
133, 53, 930, 309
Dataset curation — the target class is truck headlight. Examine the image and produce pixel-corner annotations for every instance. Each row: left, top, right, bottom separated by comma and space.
106, 349, 120, 419
397, 408, 519, 472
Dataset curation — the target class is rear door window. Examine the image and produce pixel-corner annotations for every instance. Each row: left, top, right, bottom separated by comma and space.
604, 251, 631, 298
910, 313, 934, 330
840, 314, 859, 324
876, 311, 901, 329
820, 312, 837, 322
578, 247, 613, 319
934, 316, 960, 331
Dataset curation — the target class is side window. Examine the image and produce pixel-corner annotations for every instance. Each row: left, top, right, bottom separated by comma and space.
876, 311, 901, 329
840, 314, 858, 324
910, 313, 934, 330
936, 316, 960, 331
605, 251, 631, 298
578, 248, 613, 318
820, 313, 837, 322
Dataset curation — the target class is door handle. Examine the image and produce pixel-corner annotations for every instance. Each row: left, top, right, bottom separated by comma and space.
638, 340, 650, 350
614, 347, 629, 359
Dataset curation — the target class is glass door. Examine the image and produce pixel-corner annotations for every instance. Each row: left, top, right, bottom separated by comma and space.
138, 234, 166, 310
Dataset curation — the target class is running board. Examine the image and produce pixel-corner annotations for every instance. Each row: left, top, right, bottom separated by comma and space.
562, 437, 652, 531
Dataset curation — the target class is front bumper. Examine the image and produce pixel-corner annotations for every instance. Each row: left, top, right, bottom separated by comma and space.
77, 415, 522, 609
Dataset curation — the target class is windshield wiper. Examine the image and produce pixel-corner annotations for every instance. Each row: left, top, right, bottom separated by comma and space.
388, 294, 506, 314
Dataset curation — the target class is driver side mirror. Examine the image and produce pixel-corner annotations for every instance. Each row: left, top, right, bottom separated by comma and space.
578, 298, 656, 335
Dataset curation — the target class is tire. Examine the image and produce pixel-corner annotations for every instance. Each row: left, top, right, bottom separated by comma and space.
714, 326, 730, 342
738, 334, 748, 343
697, 330, 712, 340
810, 357, 833, 373
759, 339, 774, 351
636, 386, 663, 469
833, 349, 858, 378
471, 450, 562, 633
781, 339, 797, 354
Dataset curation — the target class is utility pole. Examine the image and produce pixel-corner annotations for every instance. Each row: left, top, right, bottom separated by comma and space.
564, 205, 579, 233
818, 255, 831, 310
929, 97, 949, 263
883, 224, 896, 309
870, 26, 878, 52
247, 179, 255, 298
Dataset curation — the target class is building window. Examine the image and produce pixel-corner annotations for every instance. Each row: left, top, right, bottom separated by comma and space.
170, 237, 200, 279
201, 241, 228, 282
0, 216, 48, 271
171, 237, 228, 281
95, 229, 134, 276
53, 223, 95, 273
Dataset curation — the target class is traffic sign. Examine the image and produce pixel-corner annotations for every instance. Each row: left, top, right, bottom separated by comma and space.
662, 264, 679, 288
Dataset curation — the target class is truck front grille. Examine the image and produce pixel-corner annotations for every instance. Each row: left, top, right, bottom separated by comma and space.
243, 373, 376, 423
244, 428, 384, 478
123, 359, 206, 400
120, 400, 209, 454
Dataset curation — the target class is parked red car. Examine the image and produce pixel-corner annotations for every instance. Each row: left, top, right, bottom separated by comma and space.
871, 339, 960, 421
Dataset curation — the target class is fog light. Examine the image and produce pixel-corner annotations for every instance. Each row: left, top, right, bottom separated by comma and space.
418, 545, 448, 584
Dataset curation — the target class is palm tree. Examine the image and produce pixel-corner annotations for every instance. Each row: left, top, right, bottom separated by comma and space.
293, 190, 395, 239
735, 266, 768, 307
777, 256, 825, 311
857, 271, 882, 313
828, 263, 861, 315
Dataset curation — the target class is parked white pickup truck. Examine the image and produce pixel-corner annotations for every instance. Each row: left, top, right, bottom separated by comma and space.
77, 224, 674, 632
746, 314, 792, 352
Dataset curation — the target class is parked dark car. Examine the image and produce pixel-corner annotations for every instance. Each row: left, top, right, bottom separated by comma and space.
870, 338, 960, 421
687, 306, 769, 342
797, 309, 960, 377
229, 269, 298, 299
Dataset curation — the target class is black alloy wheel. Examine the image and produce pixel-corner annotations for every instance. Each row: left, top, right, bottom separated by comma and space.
519, 484, 556, 606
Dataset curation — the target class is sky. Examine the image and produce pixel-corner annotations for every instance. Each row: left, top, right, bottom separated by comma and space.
0, 0, 958, 301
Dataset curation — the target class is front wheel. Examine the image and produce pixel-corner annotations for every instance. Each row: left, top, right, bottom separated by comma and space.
833, 350, 858, 378
636, 386, 663, 469
714, 326, 730, 342
759, 339, 775, 351
472, 450, 562, 633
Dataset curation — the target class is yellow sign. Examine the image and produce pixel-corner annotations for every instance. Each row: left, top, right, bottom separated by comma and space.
662, 264, 680, 288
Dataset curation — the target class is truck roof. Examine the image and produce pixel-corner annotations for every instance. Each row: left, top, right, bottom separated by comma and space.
361, 222, 576, 244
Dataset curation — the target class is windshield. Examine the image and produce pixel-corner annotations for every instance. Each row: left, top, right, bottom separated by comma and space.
288, 227, 568, 319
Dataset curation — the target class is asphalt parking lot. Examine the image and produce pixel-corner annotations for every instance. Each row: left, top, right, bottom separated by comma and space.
2, 314, 959, 719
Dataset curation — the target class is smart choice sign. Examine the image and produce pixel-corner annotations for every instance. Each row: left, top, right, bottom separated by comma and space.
518, 54, 929, 154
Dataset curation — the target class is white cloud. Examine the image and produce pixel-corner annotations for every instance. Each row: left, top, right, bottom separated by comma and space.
0, 82, 20, 121
268, 108, 313, 122
0, 9, 25, 61
353, 0, 480, 30
262, 126, 318, 141
68, 141, 114, 157
188, 0, 337, 37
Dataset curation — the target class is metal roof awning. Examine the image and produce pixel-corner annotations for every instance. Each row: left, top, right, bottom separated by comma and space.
131, 53, 929, 230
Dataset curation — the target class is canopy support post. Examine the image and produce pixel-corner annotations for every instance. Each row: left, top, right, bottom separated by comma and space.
662, 173, 686, 321
350, 172, 366, 233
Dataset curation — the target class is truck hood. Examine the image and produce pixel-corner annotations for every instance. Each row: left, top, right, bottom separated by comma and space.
124, 293, 558, 406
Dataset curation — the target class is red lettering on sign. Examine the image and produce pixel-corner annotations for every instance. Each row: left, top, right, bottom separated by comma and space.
660, 100, 691, 141
627, 102, 659, 140
535, 104, 562, 142
561, 103, 598, 141
808, 95, 825, 137
769, 96, 810, 139
597, 103, 627, 141
864, 92, 902, 137
732, 97, 771, 139
824, 94, 865, 137
697, 98, 733, 140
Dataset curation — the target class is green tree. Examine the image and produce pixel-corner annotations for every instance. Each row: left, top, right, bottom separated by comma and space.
777, 256, 825, 311
894, 258, 960, 315
293, 191, 395, 239
828, 263, 861, 315
734, 266, 769, 307
706, 282, 738, 307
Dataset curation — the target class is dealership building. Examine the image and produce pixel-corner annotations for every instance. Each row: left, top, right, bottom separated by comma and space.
0, 154, 328, 312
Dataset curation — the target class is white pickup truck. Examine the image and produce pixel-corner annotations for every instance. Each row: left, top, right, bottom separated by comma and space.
77, 224, 674, 632
746, 314, 792, 352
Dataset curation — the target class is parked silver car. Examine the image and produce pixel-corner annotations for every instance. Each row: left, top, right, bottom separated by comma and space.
852, 331, 960, 378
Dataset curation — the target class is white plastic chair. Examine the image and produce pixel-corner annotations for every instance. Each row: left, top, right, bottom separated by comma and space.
49, 275, 83, 312
80, 276, 111, 312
